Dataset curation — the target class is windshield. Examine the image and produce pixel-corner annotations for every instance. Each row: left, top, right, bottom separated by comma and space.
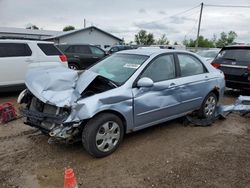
89, 54, 148, 85
216, 48, 250, 62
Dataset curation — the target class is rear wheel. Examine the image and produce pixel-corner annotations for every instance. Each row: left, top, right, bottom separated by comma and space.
199, 92, 218, 119
68, 63, 79, 70
82, 113, 124, 158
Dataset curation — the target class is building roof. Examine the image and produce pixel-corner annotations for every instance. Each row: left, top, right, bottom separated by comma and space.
0, 27, 63, 36
45, 26, 122, 41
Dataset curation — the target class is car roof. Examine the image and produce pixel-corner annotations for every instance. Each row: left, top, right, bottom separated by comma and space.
0, 39, 53, 44
224, 45, 250, 48
198, 49, 220, 52
117, 48, 187, 56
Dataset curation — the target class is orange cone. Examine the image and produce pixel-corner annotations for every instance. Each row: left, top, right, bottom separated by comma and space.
64, 168, 78, 188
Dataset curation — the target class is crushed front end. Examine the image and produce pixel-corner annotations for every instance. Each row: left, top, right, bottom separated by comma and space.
18, 90, 82, 143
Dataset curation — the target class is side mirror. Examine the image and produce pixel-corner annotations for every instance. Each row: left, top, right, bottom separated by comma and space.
137, 77, 154, 88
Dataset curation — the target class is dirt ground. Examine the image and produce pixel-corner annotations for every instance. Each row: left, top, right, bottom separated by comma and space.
0, 91, 249, 188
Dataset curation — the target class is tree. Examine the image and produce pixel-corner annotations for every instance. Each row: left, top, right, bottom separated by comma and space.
156, 34, 169, 45
215, 31, 237, 48
63, 25, 75, 32
135, 30, 155, 45
183, 36, 215, 48
174, 41, 178, 45
26, 25, 39, 30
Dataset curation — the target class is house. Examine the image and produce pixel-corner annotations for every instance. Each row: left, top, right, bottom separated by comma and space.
45, 26, 123, 49
0, 27, 62, 40
0, 26, 123, 49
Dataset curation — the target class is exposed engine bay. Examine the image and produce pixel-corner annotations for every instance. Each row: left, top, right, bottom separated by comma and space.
81, 76, 117, 97
19, 73, 117, 143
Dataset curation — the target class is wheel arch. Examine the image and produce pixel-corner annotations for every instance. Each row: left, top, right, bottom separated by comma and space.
210, 87, 220, 100
93, 110, 128, 132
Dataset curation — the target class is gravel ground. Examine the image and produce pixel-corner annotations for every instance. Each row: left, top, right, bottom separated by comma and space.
0, 90, 249, 188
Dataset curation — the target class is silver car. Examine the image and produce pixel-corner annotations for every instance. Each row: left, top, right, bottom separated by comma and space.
18, 49, 225, 157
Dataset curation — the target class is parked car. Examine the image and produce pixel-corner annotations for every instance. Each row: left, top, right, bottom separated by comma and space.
57, 44, 106, 70
107, 45, 134, 54
0, 40, 68, 92
211, 45, 250, 90
18, 49, 225, 157
197, 49, 220, 63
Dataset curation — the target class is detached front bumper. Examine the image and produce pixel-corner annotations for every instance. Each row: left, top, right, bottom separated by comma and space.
20, 108, 68, 130
18, 90, 83, 141
20, 108, 82, 141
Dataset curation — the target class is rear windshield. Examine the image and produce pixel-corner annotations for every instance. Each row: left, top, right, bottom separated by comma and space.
216, 48, 250, 62
37, 43, 62, 56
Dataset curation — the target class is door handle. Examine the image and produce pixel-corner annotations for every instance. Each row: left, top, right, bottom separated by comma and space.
74, 55, 79, 58
169, 83, 176, 88
93, 56, 99, 59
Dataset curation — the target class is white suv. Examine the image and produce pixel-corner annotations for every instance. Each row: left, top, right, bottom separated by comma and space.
0, 40, 68, 92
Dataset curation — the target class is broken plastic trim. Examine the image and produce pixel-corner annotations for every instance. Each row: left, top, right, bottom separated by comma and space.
20, 108, 68, 125
185, 95, 250, 126
217, 95, 250, 117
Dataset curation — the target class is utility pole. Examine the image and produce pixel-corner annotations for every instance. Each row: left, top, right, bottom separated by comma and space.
84, 19, 86, 28
195, 2, 204, 51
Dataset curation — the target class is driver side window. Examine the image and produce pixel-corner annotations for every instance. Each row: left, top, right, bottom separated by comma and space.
141, 54, 176, 82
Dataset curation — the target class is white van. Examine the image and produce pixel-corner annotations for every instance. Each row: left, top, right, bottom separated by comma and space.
0, 40, 68, 92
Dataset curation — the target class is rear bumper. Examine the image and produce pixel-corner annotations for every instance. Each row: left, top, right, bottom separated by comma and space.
226, 80, 250, 90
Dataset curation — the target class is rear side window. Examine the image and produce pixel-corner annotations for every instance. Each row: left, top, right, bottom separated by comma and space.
37, 43, 62, 56
65, 45, 91, 54
178, 54, 206, 77
90, 46, 105, 55
0, 43, 32, 57
216, 48, 250, 62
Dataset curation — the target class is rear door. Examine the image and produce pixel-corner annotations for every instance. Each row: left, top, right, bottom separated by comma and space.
89, 46, 106, 63
175, 53, 212, 113
213, 47, 250, 84
66, 45, 93, 69
0, 43, 32, 86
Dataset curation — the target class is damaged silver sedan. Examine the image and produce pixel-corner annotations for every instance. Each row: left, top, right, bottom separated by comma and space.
18, 49, 225, 157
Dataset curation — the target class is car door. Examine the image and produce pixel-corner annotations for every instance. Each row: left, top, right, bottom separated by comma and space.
89, 46, 106, 63
175, 53, 211, 113
0, 43, 32, 86
132, 54, 182, 128
65, 45, 93, 69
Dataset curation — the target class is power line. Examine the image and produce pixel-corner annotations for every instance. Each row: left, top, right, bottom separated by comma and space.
168, 4, 201, 18
204, 4, 250, 8
139, 4, 199, 25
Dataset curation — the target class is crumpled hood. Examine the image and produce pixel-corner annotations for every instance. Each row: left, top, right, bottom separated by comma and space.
25, 67, 99, 107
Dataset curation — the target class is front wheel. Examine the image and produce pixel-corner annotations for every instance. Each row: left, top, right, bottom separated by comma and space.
82, 113, 124, 158
198, 92, 218, 119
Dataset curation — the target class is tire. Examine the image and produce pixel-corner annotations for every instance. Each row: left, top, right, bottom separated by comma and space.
198, 92, 218, 119
68, 63, 79, 70
82, 113, 124, 158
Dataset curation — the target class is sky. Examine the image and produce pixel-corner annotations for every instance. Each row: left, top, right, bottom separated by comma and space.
0, 0, 250, 43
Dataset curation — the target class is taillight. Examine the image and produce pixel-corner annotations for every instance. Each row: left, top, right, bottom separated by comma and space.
211, 63, 221, 68
247, 66, 250, 71
59, 55, 67, 62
